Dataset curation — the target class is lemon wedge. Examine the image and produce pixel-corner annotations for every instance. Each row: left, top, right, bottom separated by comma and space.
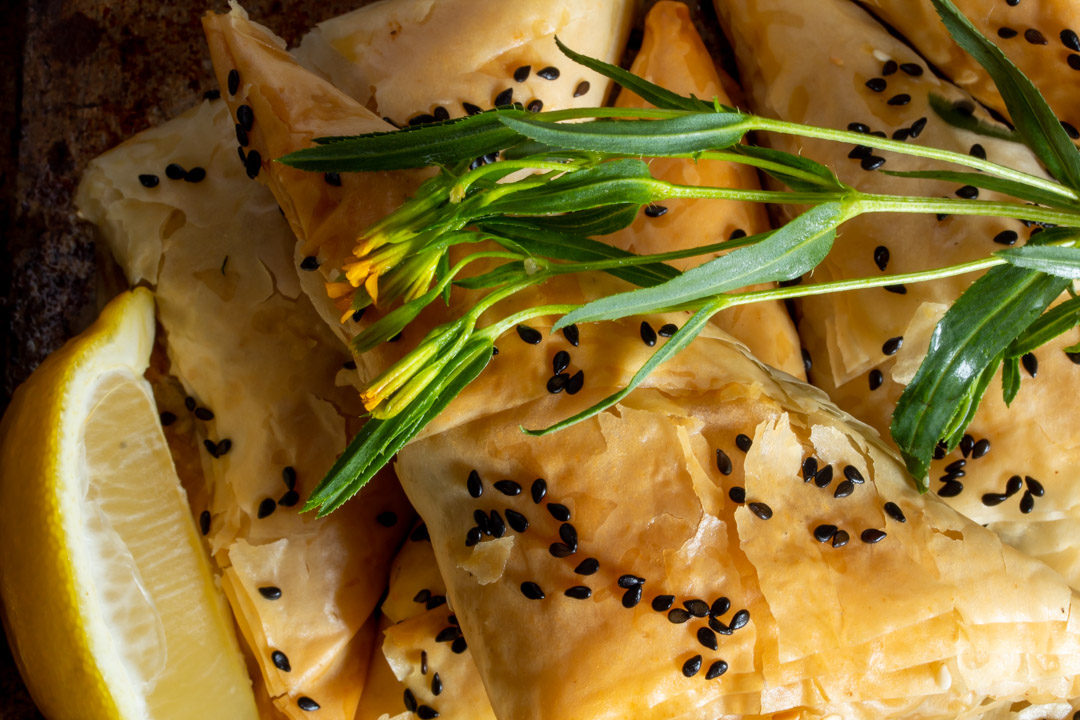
0, 288, 258, 720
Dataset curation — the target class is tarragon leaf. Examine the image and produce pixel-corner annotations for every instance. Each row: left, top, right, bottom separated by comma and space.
278, 110, 527, 171
883, 169, 1078, 209
555, 36, 715, 113
997, 244, 1080, 278
932, 0, 1080, 190
891, 263, 1070, 485
308, 342, 493, 515
555, 202, 845, 328
482, 159, 656, 216
500, 113, 750, 157
523, 204, 640, 236
524, 303, 718, 436
353, 286, 441, 353
1006, 295, 1080, 356
730, 145, 845, 192
453, 262, 528, 290
1001, 356, 1022, 406
928, 94, 1019, 142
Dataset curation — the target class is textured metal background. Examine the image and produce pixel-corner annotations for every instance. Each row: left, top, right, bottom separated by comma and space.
0, 1, 722, 715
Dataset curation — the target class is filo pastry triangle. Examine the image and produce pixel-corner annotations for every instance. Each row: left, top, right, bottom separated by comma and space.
714, 0, 1080, 588
204, 2, 1080, 719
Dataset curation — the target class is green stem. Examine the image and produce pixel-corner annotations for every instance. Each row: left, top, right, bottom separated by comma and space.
857, 193, 1080, 226
652, 179, 841, 205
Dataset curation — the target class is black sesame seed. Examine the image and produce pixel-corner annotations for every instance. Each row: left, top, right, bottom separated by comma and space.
297, 697, 320, 712
513, 65, 531, 82
622, 585, 643, 608
183, 166, 206, 183
465, 527, 481, 547
1068, 350, 1080, 364
1020, 490, 1035, 514
748, 502, 772, 520
644, 204, 668, 218
227, 68, 240, 95
403, 687, 417, 712
887, 93, 911, 106
549, 542, 574, 558
813, 524, 838, 542
565, 585, 592, 600
869, 369, 884, 391
547, 373, 570, 394
278, 490, 300, 508
258, 585, 281, 600
165, 163, 186, 180
860, 528, 887, 544
280, 466, 297, 490
861, 155, 886, 171
865, 77, 887, 92
350, 308, 366, 323
257, 498, 276, 519
848, 145, 871, 160
982, 492, 1008, 506
537, 66, 560, 80
802, 347, 813, 374
956, 185, 979, 199
668, 608, 691, 624
715, 449, 733, 476
640, 321, 658, 347
843, 465, 865, 484
244, 149, 262, 179
516, 325, 542, 344
236, 104, 255, 132
489, 510, 506, 538
552, 350, 570, 376
432, 106, 450, 121
832, 530, 850, 547
494, 88, 514, 106
938, 480, 964, 497
1063, 121, 1080, 139
885, 283, 907, 294
734, 434, 753, 452
431, 673, 443, 696
1025, 476, 1045, 497
998, 27, 1018, 39
994, 229, 1019, 245
417, 706, 439, 719
708, 597, 730, 618
427, 595, 446, 610
566, 370, 584, 395
559, 523, 578, 549
215, 439, 233, 457
1062, 29, 1080, 52
1024, 28, 1048, 45
883, 501, 906, 523
159, 410, 176, 426
728, 609, 750, 631
684, 599, 709, 617
505, 509, 529, 533
814, 464, 834, 489
574, 557, 599, 575
658, 323, 678, 337
934, 441, 949, 460
562, 324, 580, 347
474, 509, 491, 536
271, 650, 291, 672
706, 660, 728, 680
728, 486, 746, 504
891, 128, 910, 141
1006, 475, 1023, 496
530, 478, 547, 504
900, 62, 924, 76
138, 173, 160, 188
833, 480, 855, 498
1022, 352, 1038, 377
941, 469, 966, 482
409, 113, 437, 126
971, 438, 990, 458
450, 637, 467, 655
944, 459, 967, 474
848, 122, 870, 133
617, 574, 644, 589
420, 650, 428, 675
882, 60, 898, 75
969, 143, 987, 160
199, 510, 211, 535
377, 511, 398, 528
709, 617, 731, 635
682, 655, 702, 678
802, 457, 818, 481
323, 171, 342, 187
909, 117, 928, 138
527, 99, 544, 113
573, 81, 590, 97
193, 407, 214, 421
650, 595, 674, 613
414, 589, 431, 603
467, 470, 483, 498
462, 101, 483, 116
521, 581, 545, 600
697, 626, 719, 651
435, 626, 459, 643
547, 502, 571, 521
494, 480, 522, 496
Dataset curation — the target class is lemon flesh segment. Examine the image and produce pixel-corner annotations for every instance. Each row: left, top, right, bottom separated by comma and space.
0, 288, 258, 720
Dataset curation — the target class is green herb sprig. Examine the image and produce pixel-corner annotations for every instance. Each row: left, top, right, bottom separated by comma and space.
285, 0, 1080, 515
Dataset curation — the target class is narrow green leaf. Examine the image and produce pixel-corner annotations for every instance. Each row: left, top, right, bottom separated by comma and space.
1006, 295, 1080, 356
482, 159, 656, 216
478, 219, 678, 288
308, 342, 493, 515
891, 264, 1070, 484
928, 94, 1019, 142
555, 36, 715, 113
524, 303, 717, 436
555, 202, 844, 329
940, 351, 1003, 449
932, 0, 1080, 190
731, 145, 845, 192
454, 262, 529, 290
278, 110, 527, 171
1001, 355, 1021, 405
525, 204, 640, 236
353, 287, 441, 353
499, 114, 750, 157
882, 169, 1078, 209
996, 244, 1080, 278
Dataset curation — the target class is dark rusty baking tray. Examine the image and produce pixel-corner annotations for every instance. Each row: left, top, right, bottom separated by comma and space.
0, 1, 726, 716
